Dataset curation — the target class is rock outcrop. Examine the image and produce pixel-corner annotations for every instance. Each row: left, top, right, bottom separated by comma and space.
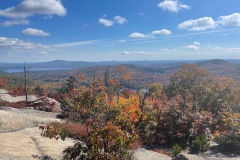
132, 148, 172, 160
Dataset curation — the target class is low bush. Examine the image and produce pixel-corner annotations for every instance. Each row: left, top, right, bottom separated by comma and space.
140, 99, 213, 148
170, 144, 182, 157
190, 134, 210, 153
0, 100, 27, 108
215, 132, 240, 154
48, 122, 88, 140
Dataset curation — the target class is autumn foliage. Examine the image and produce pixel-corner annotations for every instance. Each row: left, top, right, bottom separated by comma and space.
38, 65, 240, 158
42, 67, 142, 159
0, 78, 7, 88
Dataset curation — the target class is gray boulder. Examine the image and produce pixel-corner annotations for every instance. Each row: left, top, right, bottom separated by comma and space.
174, 153, 204, 160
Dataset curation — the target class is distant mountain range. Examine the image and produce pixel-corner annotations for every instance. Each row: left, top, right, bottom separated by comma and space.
0, 60, 202, 71
2, 59, 240, 86
197, 59, 240, 81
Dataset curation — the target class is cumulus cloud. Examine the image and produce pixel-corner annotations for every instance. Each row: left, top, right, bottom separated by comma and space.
98, 18, 114, 27
178, 17, 216, 31
158, 0, 190, 13
218, 13, 240, 27
178, 13, 240, 32
0, 37, 50, 50
129, 28, 172, 39
0, 0, 66, 19
152, 29, 172, 35
99, 15, 127, 27
184, 41, 201, 50
114, 15, 127, 24
129, 32, 150, 38
21, 28, 50, 36
118, 39, 126, 43
0, 19, 29, 26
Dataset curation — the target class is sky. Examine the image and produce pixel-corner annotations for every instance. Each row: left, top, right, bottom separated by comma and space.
0, 0, 240, 62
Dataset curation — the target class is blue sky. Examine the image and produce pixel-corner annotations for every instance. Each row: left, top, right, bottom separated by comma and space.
0, 0, 240, 62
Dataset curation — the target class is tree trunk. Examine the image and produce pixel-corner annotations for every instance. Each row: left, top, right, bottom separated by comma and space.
24, 61, 28, 105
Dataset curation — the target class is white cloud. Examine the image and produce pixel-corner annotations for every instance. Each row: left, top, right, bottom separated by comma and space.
193, 41, 200, 45
218, 13, 240, 27
178, 17, 216, 31
151, 29, 172, 35
99, 15, 127, 27
129, 29, 171, 39
53, 40, 96, 48
178, 13, 240, 32
179, 4, 190, 10
184, 42, 201, 50
98, 18, 114, 27
129, 32, 150, 38
114, 15, 127, 24
184, 45, 200, 50
122, 51, 129, 55
0, 0, 66, 19
0, 19, 29, 26
161, 48, 176, 52
118, 39, 126, 43
122, 51, 152, 55
21, 28, 50, 36
158, 0, 190, 13
0, 37, 49, 50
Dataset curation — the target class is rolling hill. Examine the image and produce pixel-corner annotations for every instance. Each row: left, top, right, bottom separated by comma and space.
2, 59, 240, 88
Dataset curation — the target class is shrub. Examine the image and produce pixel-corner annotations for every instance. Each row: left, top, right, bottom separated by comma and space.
0, 101, 27, 109
191, 134, 210, 153
170, 144, 182, 157
141, 97, 214, 148
49, 122, 88, 140
42, 73, 142, 159
215, 132, 240, 154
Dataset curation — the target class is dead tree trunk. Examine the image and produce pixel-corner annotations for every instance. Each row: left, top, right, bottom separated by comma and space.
24, 61, 28, 104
